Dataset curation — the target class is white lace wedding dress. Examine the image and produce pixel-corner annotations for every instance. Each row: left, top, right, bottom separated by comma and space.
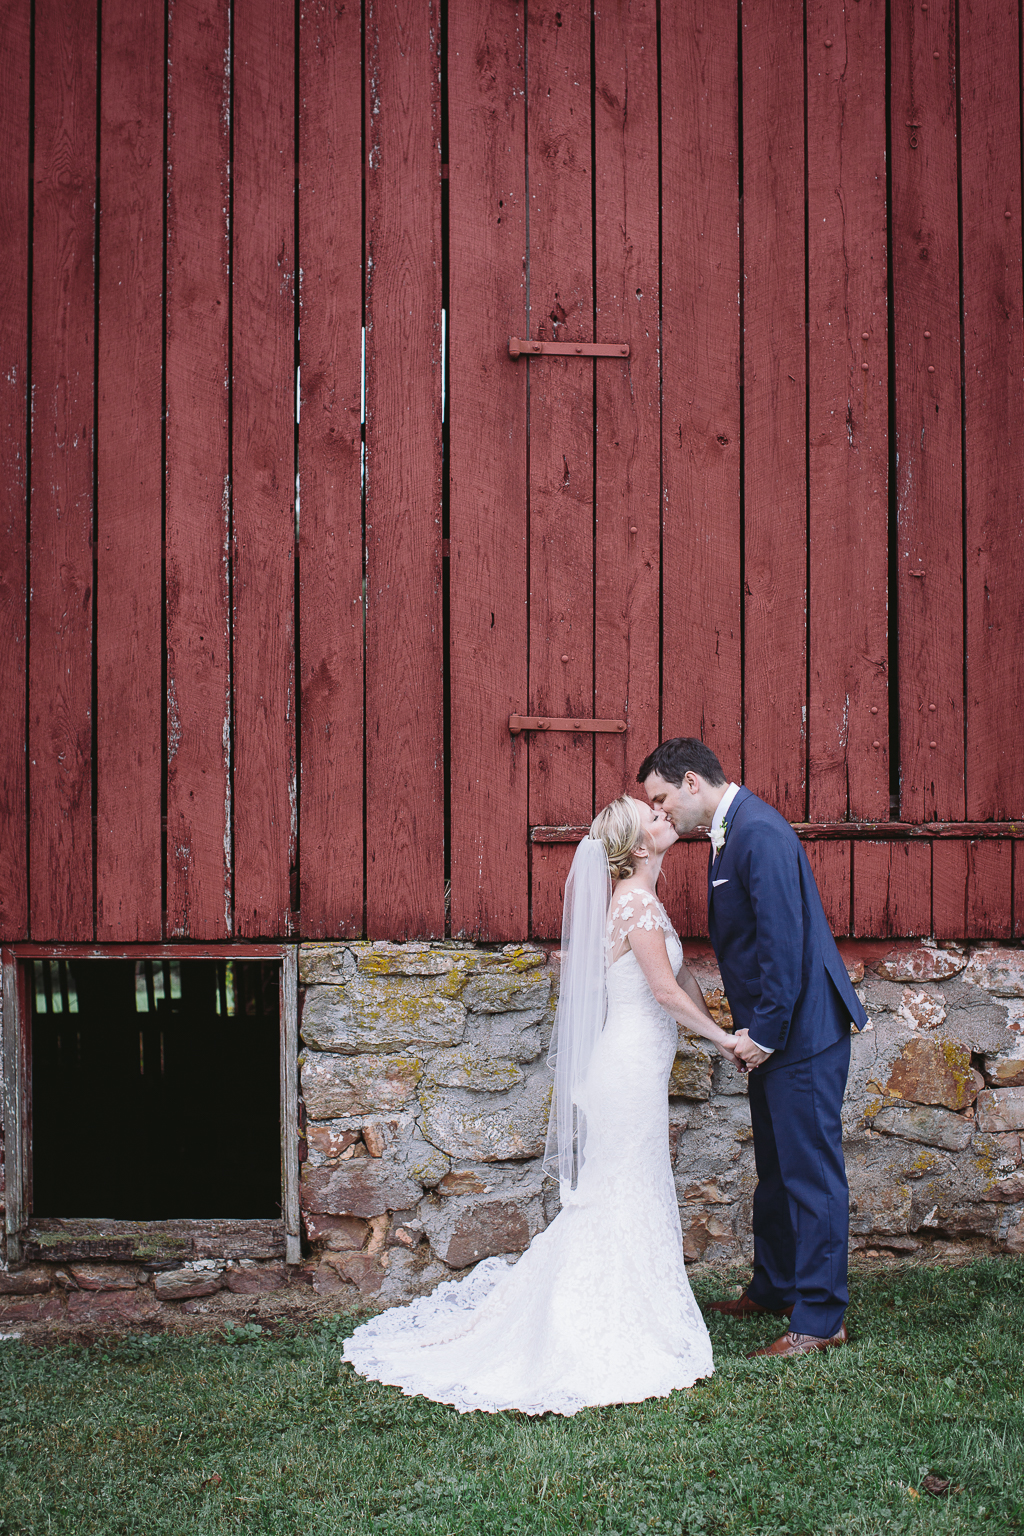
342, 890, 714, 1415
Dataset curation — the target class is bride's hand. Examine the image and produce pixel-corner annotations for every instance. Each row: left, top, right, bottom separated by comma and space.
714, 1035, 749, 1072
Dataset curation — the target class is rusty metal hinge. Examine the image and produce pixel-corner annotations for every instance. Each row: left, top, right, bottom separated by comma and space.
509, 715, 626, 735
508, 338, 630, 359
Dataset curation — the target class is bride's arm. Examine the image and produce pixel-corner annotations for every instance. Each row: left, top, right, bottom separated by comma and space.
627, 926, 737, 1058
676, 963, 717, 1025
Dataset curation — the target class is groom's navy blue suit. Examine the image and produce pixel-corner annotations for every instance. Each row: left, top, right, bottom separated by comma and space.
706, 787, 866, 1337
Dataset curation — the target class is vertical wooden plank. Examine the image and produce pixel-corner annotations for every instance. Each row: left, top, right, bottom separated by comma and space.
670, 842, 712, 940
29, 0, 97, 941
2, 951, 25, 1257
891, 0, 964, 823
1014, 843, 1024, 940
165, 0, 232, 939
742, 0, 807, 820
95, 0, 164, 940
448, 0, 528, 940
593, 0, 659, 811
932, 839, 967, 940
526, 2, 594, 929
805, 841, 851, 936
279, 945, 300, 1263
852, 843, 889, 937
233, 0, 297, 937
806, 0, 889, 821
298, 0, 364, 938
959, 0, 1024, 821
660, 1, 741, 768
887, 841, 933, 937
853, 840, 931, 938
364, 0, 444, 940
0, 0, 30, 941
964, 841, 1012, 941
529, 842, 574, 942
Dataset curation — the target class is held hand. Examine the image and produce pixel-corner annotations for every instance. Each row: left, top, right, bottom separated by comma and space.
732, 1028, 770, 1071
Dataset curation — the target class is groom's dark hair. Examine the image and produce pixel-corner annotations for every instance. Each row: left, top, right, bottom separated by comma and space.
637, 738, 727, 788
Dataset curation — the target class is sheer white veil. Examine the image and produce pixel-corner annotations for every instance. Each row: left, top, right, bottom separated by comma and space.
542, 836, 612, 1200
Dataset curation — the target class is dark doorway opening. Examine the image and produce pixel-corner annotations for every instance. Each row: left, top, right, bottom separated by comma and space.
30, 959, 281, 1219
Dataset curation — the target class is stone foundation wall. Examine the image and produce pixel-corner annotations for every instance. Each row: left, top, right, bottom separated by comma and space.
1, 938, 1022, 1319
0, 1257, 291, 1327
297, 938, 1024, 1306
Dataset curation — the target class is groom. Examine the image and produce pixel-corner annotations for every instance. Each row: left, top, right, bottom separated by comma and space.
638, 738, 866, 1358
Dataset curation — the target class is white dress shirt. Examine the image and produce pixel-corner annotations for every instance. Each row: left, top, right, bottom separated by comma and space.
709, 781, 741, 847
709, 782, 774, 1058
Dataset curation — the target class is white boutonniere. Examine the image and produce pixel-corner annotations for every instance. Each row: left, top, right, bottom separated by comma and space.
709, 819, 728, 858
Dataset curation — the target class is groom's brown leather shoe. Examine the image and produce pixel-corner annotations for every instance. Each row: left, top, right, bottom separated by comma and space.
747, 1324, 848, 1358
706, 1293, 794, 1319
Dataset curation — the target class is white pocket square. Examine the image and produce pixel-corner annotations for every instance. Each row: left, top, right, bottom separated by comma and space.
712, 878, 729, 887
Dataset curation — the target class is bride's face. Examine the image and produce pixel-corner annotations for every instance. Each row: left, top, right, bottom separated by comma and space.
632, 798, 678, 856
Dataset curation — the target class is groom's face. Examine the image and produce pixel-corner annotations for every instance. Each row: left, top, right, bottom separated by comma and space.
643, 770, 707, 834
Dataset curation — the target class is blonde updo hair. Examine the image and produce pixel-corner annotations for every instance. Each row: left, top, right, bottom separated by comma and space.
590, 795, 644, 881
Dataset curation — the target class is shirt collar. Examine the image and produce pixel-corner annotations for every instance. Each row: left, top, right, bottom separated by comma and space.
709, 782, 741, 842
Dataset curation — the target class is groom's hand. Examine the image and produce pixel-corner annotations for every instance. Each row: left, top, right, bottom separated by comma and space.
732, 1029, 770, 1070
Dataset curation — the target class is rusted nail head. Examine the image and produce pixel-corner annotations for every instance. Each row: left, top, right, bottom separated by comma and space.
873, 741, 880, 749
929, 703, 936, 711
862, 362, 869, 371
629, 525, 638, 533
871, 706, 879, 714
924, 330, 931, 338
824, 39, 832, 47
928, 365, 935, 373
862, 332, 870, 340
561, 654, 569, 663
929, 741, 937, 749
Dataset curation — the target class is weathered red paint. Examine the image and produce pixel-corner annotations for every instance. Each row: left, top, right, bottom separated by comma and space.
0, 0, 30, 942
448, 0, 529, 941
593, 0, 660, 816
29, 0, 97, 942
165, 0, 232, 940
742, 0, 808, 822
364, 0, 445, 941
660, 0, 742, 773
526, 1, 596, 943
96, 0, 164, 941
892, 0, 965, 824
298, 0, 365, 939
960, 0, 1024, 822
232, 0, 297, 938
807, 0, 890, 823
0, 2, 1020, 948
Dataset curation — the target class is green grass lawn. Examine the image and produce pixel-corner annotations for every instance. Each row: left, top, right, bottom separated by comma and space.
0, 1256, 1021, 1536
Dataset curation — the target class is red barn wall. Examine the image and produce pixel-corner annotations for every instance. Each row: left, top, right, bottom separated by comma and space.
1, 0, 1022, 945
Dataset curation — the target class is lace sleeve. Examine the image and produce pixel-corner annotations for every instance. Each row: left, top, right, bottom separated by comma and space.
606, 889, 675, 963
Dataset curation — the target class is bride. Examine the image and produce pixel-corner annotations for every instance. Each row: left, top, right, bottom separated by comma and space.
343, 795, 739, 1415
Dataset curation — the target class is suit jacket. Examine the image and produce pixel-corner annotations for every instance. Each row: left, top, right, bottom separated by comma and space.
706, 787, 866, 1071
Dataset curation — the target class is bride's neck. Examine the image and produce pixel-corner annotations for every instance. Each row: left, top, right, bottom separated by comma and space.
629, 852, 664, 891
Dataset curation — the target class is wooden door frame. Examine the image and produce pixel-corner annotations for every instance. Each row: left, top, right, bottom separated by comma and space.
1, 943, 300, 1266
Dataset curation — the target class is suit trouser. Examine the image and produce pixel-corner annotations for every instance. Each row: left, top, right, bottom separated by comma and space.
745, 1031, 851, 1338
